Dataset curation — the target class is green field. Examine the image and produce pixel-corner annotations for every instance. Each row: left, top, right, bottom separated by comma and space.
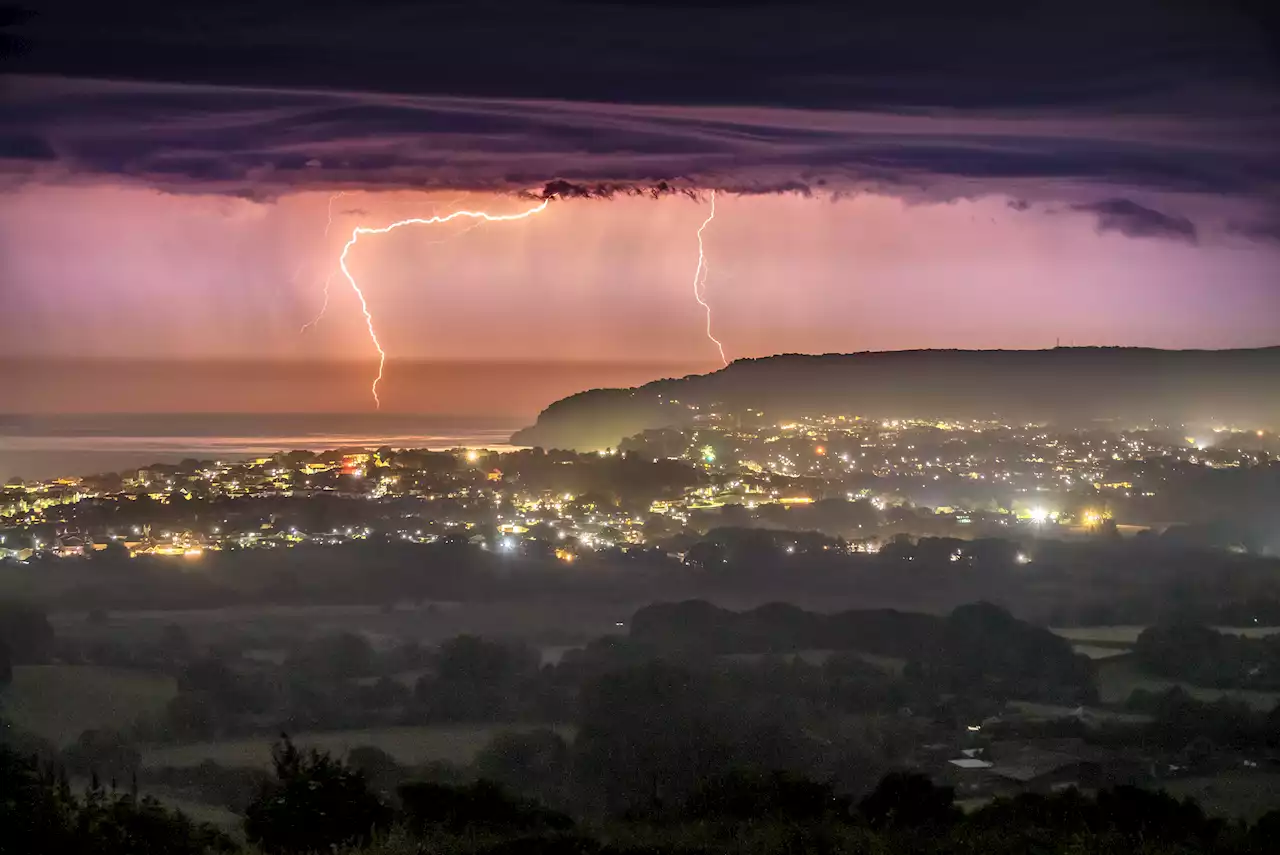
1, 665, 177, 746
142, 723, 576, 770
1095, 657, 1280, 711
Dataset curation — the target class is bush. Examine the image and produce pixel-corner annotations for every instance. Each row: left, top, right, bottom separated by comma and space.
0, 745, 234, 855
60, 730, 140, 785
857, 771, 959, 831
398, 779, 574, 835
244, 735, 392, 854
681, 770, 852, 822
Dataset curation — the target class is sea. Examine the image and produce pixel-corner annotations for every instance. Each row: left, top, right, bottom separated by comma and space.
0, 358, 712, 482
0, 413, 525, 482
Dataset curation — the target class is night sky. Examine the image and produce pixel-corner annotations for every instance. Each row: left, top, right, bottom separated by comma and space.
1, 1, 1278, 407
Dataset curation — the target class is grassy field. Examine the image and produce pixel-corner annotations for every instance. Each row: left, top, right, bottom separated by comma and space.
1161, 772, 1280, 822
1005, 700, 1151, 724
1, 665, 177, 746
1070, 644, 1133, 660
720, 650, 907, 674
1095, 657, 1280, 711
1052, 626, 1280, 644
142, 723, 576, 770
1051, 626, 1151, 644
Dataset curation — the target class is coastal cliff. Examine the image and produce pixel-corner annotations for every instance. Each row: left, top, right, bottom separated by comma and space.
510, 347, 1280, 450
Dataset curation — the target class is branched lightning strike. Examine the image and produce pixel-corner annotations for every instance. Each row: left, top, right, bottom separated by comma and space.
339, 199, 552, 408
692, 190, 727, 366
303, 193, 481, 334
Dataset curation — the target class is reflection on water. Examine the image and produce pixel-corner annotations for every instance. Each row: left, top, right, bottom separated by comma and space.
0, 358, 709, 480
0, 414, 522, 481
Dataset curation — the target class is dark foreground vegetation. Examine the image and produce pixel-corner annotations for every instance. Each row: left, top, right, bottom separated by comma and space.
5, 590, 1280, 853
5, 737, 1280, 855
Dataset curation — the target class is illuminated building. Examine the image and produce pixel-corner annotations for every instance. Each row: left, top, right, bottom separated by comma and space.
53, 533, 90, 558
341, 453, 370, 477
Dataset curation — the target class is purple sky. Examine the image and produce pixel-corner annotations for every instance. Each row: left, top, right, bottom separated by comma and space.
1, 183, 1277, 371
1, 2, 1277, 412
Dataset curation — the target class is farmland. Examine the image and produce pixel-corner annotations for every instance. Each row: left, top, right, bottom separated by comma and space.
142, 723, 576, 770
1, 664, 177, 746
1051, 625, 1280, 644
1095, 657, 1280, 711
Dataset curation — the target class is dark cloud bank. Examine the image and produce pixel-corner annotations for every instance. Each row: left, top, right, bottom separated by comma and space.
2, 0, 1278, 241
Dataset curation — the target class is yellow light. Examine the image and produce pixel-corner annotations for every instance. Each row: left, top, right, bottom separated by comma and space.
465, 450, 480, 463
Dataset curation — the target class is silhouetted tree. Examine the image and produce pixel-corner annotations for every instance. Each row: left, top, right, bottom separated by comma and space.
244, 736, 391, 853
398, 779, 572, 835
1, 744, 233, 854
858, 771, 959, 831
474, 728, 573, 808
61, 730, 140, 784
682, 770, 852, 822
0, 601, 53, 663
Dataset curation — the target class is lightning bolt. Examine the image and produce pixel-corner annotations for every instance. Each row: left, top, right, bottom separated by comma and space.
339, 199, 552, 408
324, 191, 346, 238
300, 192, 347, 333
303, 192, 479, 334
692, 190, 727, 366
300, 270, 336, 334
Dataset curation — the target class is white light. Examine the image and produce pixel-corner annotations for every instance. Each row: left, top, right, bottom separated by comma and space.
1028, 508, 1049, 524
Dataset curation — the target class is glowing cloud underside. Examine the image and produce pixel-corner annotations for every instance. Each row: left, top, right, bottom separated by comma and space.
338, 199, 552, 408
692, 190, 727, 366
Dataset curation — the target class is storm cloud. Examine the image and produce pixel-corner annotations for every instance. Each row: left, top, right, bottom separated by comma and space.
1074, 199, 1199, 243
2, 0, 1278, 241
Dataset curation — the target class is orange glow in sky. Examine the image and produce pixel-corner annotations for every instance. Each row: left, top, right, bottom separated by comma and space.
3, 184, 1278, 378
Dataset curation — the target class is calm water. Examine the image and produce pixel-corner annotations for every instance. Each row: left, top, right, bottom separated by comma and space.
0, 413, 525, 481
0, 358, 712, 481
